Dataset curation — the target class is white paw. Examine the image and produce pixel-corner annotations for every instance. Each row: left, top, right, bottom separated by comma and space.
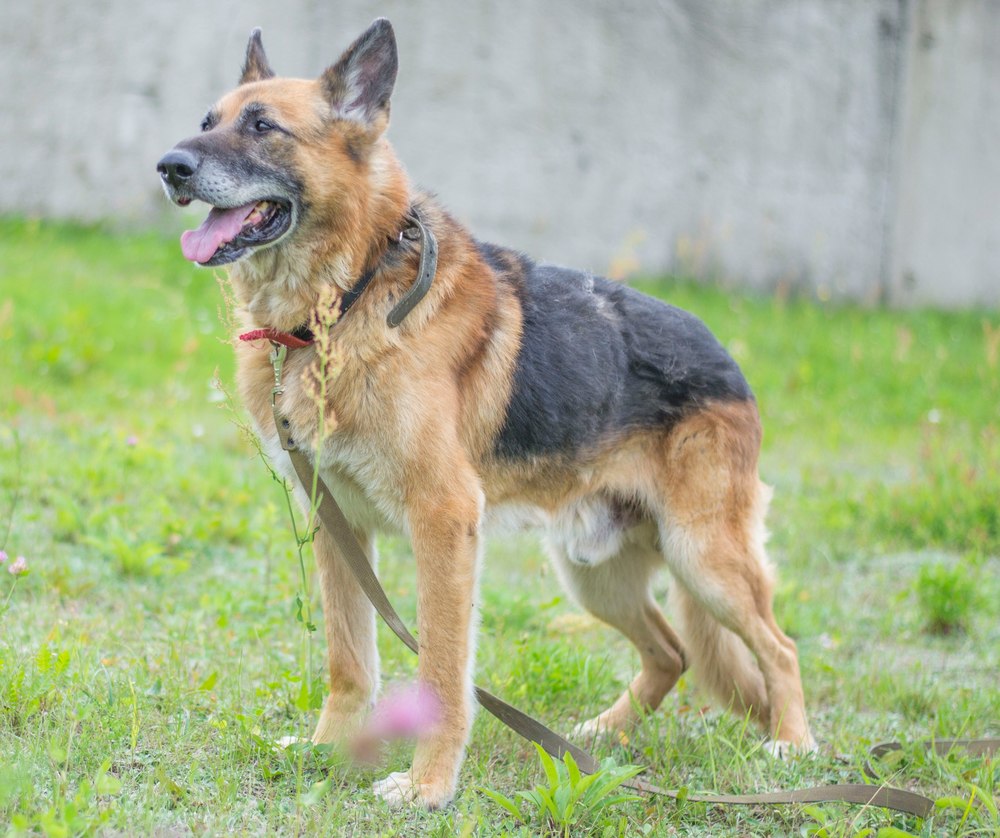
276, 735, 308, 749
372, 770, 456, 810
574, 715, 629, 743
763, 736, 818, 760
372, 771, 416, 808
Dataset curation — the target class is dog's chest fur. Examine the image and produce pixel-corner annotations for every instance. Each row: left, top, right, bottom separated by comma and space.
240, 341, 414, 534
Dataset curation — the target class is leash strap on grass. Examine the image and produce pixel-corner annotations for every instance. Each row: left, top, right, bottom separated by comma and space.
271, 398, 998, 820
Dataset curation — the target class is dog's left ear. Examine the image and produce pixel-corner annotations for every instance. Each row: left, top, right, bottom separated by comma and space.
240, 28, 275, 85
321, 18, 398, 130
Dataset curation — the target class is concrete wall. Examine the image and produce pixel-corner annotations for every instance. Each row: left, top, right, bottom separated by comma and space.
889, 1, 1000, 307
1, 0, 997, 307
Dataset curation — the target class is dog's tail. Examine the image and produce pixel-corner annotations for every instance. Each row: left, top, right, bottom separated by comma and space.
670, 585, 769, 725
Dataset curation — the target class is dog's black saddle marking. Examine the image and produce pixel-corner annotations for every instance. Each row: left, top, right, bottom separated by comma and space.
479, 241, 752, 461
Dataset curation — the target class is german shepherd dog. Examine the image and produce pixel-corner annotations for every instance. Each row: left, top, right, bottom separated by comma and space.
157, 19, 813, 808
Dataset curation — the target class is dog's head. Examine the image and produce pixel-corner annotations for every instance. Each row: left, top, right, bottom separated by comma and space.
156, 19, 398, 267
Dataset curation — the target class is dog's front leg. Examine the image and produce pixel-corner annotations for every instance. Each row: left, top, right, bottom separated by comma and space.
372, 471, 483, 810
311, 523, 380, 744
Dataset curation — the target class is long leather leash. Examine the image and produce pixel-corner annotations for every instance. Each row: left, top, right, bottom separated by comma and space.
255, 211, 997, 821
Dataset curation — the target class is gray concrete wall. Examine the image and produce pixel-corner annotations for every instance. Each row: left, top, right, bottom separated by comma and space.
1, 0, 997, 307
889, 0, 1000, 307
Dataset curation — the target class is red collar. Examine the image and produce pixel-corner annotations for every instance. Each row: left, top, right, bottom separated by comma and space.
238, 327, 313, 348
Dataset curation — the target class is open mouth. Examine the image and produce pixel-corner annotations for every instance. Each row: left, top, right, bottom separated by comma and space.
180, 199, 293, 266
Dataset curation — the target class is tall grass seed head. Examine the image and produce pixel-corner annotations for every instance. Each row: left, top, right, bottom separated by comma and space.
302, 285, 345, 446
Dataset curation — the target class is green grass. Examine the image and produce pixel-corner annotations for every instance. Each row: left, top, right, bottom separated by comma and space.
1, 216, 998, 836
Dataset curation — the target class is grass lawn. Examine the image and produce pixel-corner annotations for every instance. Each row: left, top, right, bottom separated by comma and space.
1, 217, 998, 836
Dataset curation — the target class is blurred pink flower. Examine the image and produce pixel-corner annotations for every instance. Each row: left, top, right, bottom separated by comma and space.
368, 682, 442, 739
126, 435, 139, 447
350, 682, 442, 764
0, 550, 7, 564
8, 556, 27, 576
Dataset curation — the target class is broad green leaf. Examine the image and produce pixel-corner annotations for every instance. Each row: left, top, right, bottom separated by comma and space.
593, 793, 641, 809
585, 766, 644, 806
477, 786, 526, 823
534, 786, 559, 820
533, 742, 560, 789
564, 750, 582, 789
553, 783, 573, 819
802, 804, 829, 823
517, 789, 543, 813
574, 772, 600, 796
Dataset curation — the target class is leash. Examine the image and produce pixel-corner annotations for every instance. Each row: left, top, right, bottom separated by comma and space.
251, 213, 997, 821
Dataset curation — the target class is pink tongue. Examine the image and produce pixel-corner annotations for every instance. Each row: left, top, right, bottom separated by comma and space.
180, 202, 258, 263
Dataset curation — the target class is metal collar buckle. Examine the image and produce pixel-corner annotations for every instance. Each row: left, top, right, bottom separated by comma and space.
269, 341, 287, 406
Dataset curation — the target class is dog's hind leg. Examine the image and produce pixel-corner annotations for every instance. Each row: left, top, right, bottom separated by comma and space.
311, 524, 380, 745
548, 519, 687, 737
656, 403, 814, 752
662, 520, 813, 752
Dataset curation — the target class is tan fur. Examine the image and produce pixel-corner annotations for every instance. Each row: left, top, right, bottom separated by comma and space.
177, 29, 813, 809
656, 404, 810, 744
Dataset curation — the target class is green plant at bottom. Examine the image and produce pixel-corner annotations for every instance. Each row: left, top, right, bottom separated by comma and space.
478, 743, 642, 836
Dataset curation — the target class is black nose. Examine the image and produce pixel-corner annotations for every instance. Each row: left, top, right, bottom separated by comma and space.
156, 149, 200, 187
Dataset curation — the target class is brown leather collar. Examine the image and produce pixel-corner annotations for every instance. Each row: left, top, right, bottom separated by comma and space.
238, 205, 438, 349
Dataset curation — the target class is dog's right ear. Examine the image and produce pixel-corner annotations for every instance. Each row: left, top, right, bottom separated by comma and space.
240, 28, 275, 85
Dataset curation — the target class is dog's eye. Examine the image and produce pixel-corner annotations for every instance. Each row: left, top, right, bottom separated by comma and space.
200, 118, 211, 132
253, 119, 274, 133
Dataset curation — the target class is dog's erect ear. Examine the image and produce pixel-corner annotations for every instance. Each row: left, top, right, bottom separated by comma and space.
321, 18, 398, 129
240, 28, 275, 85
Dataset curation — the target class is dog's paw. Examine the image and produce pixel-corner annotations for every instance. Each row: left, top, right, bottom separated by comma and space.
276, 735, 309, 749
373, 771, 416, 807
574, 717, 610, 739
372, 770, 455, 810
762, 736, 818, 760
574, 712, 629, 743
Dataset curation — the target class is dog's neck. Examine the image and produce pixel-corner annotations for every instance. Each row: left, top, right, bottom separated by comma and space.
229, 143, 412, 332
